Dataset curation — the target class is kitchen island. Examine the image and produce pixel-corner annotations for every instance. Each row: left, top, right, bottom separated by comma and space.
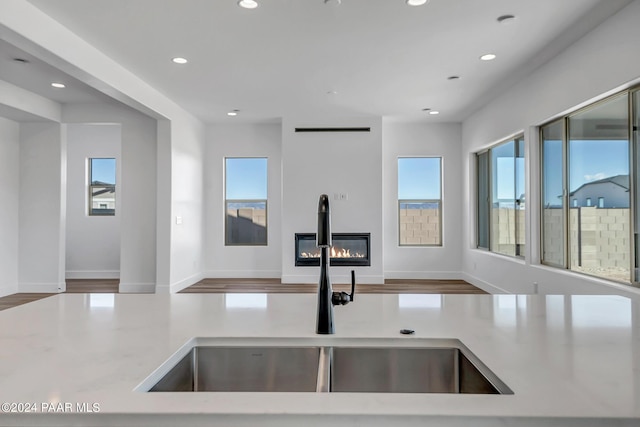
0, 292, 638, 426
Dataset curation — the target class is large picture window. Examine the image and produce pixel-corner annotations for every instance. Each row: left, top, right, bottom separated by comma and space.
89, 158, 116, 216
541, 93, 631, 283
398, 157, 442, 246
225, 157, 268, 246
476, 136, 525, 257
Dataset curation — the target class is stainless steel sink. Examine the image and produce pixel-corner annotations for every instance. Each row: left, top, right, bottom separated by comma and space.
150, 346, 321, 392
143, 339, 512, 394
330, 347, 508, 394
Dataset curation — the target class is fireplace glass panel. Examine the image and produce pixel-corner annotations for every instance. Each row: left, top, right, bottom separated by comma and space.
295, 233, 370, 267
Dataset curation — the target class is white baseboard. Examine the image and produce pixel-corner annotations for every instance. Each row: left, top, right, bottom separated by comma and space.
19, 282, 65, 293
166, 272, 206, 294
460, 272, 509, 294
383, 271, 462, 280
203, 270, 281, 279
0, 284, 18, 298
66, 270, 120, 279
119, 282, 155, 293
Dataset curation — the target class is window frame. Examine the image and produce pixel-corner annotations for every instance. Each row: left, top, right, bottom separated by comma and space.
88, 157, 116, 217
539, 91, 635, 284
224, 157, 269, 246
475, 135, 525, 258
397, 156, 443, 247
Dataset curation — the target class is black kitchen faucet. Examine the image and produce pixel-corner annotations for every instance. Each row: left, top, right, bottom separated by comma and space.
316, 194, 355, 334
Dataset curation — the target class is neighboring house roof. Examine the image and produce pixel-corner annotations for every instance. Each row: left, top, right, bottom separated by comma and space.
569, 174, 629, 196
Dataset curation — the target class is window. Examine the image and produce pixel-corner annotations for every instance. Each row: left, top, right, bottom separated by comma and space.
477, 151, 490, 249
398, 157, 442, 246
541, 93, 630, 283
225, 157, 268, 246
476, 136, 525, 257
541, 120, 565, 267
89, 158, 116, 216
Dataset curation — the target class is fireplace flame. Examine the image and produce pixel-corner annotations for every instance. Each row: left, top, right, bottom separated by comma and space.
301, 247, 365, 259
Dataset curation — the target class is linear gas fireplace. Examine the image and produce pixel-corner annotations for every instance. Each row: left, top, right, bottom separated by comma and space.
295, 233, 371, 267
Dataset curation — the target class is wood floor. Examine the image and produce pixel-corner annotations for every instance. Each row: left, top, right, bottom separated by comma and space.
0, 278, 485, 311
0, 293, 57, 311
0, 279, 120, 312
180, 278, 486, 294
65, 279, 120, 293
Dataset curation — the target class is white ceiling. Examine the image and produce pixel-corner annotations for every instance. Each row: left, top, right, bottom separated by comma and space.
4, 0, 635, 124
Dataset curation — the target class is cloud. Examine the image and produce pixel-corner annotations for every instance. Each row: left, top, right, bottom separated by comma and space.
584, 173, 606, 182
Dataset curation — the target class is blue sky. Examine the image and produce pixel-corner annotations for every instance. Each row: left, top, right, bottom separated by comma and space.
90, 158, 116, 184
543, 139, 629, 205
226, 158, 268, 199
492, 140, 525, 201
398, 157, 441, 200
495, 157, 525, 200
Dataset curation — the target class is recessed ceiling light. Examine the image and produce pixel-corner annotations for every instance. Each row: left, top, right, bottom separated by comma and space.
480, 53, 497, 61
429, 111, 440, 115
51, 82, 66, 88
406, 0, 429, 6
447, 75, 460, 80
172, 57, 188, 64
422, 108, 431, 112
497, 14, 516, 24
13, 58, 29, 64
227, 110, 239, 117
238, 0, 258, 9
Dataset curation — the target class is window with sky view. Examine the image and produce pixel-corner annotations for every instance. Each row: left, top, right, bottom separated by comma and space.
89, 158, 116, 216
225, 157, 268, 246
476, 136, 525, 257
541, 93, 631, 283
398, 157, 442, 246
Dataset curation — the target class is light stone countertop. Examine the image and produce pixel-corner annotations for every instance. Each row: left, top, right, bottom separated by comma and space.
0, 292, 639, 426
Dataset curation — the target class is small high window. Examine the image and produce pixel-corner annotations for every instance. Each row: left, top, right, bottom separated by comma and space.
89, 158, 116, 216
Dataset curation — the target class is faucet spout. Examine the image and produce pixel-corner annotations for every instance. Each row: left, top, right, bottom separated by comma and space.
317, 194, 331, 248
316, 194, 334, 334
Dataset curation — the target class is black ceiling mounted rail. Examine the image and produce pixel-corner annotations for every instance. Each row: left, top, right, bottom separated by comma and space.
294, 127, 371, 133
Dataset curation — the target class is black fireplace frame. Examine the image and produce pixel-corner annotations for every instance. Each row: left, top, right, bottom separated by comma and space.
295, 233, 371, 267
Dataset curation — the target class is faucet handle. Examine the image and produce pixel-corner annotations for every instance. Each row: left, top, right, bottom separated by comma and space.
350, 269, 356, 302
331, 270, 356, 306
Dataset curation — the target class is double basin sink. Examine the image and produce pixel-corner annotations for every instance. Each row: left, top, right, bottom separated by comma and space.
139, 338, 512, 394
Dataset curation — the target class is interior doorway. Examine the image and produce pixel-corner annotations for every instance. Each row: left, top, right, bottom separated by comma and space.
65, 123, 122, 285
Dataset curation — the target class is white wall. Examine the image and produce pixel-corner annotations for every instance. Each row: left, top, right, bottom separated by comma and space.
205, 123, 282, 279
461, 0, 640, 297
167, 114, 205, 293
382, 121, 463, 279
63, 104, 157, 292
19, 122, 66, 292
65, 123, 121, 279
0, 117, 20, 297
281, 117, 384, 284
